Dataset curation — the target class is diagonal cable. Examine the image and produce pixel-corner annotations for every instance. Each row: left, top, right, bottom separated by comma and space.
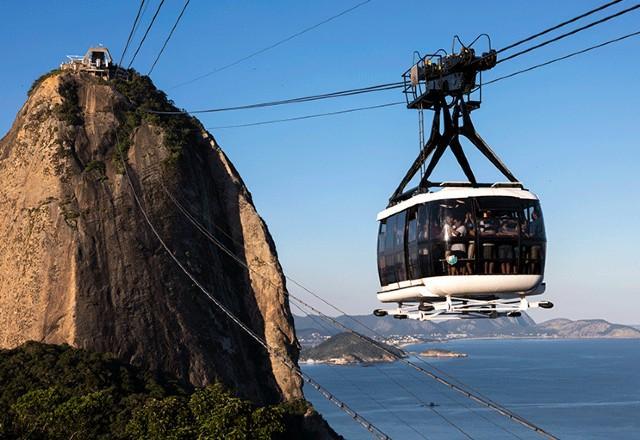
127, 0, 167, 68
148, 0, 191, 75
170, 0, 373, 89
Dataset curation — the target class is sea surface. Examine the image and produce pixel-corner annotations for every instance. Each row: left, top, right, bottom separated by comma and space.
302, 339, 640, 439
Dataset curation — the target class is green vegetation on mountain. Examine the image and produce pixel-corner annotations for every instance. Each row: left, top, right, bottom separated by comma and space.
0, 342, 313, 439
111, 69, 203, 167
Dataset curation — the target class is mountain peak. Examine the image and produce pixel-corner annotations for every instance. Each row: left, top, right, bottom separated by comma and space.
0, 69, 301, 405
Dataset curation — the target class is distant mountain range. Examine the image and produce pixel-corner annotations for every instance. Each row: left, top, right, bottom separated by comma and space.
293, 314, 640, 347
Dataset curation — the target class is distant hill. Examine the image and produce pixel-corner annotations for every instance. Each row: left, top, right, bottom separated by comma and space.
294, 313, 536, 346
300, 333, 405, 364
537, 319, 640, 338
294, 314, 640, 346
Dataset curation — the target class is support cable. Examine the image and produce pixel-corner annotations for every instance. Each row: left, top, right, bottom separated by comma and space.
127, 0, 167, 69
155, 174, 556, 440
198, 29, 640, 130
146, 170, 522, 439
150, 175, 510, 415
207, 102, 403, 129
486, 29, 640, 85
148, 82, 403, 115
148, 0, 191, 75
292, 300, 526, 440
497, 3, 640, 64
292, 303, 511, 440
150, 2, 634, 117
119, 0, 146, 67
115, 140, 390, 440
170, 0, 373, 89
132, 0, 151, 36
290, 302, 432, 440
496, 0, 623, 54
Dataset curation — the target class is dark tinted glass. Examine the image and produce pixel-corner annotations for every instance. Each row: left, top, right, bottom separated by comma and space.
377, 196, 545, 287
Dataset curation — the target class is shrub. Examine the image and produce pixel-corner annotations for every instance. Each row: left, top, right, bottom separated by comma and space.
111, 69, 202, 169
54, 79, 83, 126
0, 342, 306, 439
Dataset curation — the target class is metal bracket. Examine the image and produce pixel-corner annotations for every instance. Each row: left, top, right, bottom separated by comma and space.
374, 296, 554, 321
389, 97, 518, 205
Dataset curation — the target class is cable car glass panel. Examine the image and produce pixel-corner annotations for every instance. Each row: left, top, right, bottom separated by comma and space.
406, 208, 420, 279
377, 220, 387, 285
377, 195, 546, 286
520, 201, 546, 275
377, 212, 408, 285
427, 198, 474, 276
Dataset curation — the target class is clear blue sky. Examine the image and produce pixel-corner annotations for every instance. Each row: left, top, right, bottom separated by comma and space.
1, 1, 638, 324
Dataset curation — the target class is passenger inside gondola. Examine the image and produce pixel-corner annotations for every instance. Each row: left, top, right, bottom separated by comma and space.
377, 197, 546, 285
464, 212, 475, 275
479, 210, 497, 274
498, 214, 518, 274
450, 218, 467, 275
527, 208, 544, 274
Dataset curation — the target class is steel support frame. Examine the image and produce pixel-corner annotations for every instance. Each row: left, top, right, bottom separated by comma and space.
389, 96, 518, 204
379, 296, 551, 321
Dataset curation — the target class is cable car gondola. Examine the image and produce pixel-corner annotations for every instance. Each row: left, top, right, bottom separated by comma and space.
374, 42, 553, 320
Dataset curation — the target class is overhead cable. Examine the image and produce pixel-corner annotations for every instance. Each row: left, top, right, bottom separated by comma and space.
206, 29, 640, 129
156, 173, 557, 440
155, 174, 522, 439
148, 0, 191, 75
207, 102, 403, 129
497, 3, 640, 64
148, 82, 403, 115
119, 0, 147, 67
115, 139, 391, 440
170, 0, 373, 89
127, 0, 167, 68
496, 0, 624, 54
160, 181, 477, 439
486, 29, 640, 86
290, 303, 434, 440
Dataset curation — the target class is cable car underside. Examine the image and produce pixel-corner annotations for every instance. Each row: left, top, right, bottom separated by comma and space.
375, 40, 554, 321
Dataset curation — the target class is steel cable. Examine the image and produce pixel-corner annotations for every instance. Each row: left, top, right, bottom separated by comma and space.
496, 0, 624, 54
170, 0, 374, 89
497, 3, 640, 64
119, 0, 146, 67
115, 141, 392, 440
126, 0, 167, 68
147, 0, 191, 75
155, 172, 556, 439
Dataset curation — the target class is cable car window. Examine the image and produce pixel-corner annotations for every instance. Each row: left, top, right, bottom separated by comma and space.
521, 201, 546, 275
476, 197, 526, 275
377, 220, 387, 285
377, 211, 408, 285
417, 203, 430, 279
427, 199, 472, 276
378, 221, 387, 253
384, 215, 397, 284
393, 211, 407, 282
406, 208, 419, 279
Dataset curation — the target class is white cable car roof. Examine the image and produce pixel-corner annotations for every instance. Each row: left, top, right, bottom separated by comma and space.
377, 184, 540, 221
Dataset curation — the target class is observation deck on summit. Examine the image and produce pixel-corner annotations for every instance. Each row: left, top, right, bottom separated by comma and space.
61, 46, 114, 79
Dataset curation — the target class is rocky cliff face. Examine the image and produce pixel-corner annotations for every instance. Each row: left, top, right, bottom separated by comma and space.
0, 71, 302, 405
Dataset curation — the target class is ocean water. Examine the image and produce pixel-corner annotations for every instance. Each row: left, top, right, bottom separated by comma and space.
302, 339, 640, 439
